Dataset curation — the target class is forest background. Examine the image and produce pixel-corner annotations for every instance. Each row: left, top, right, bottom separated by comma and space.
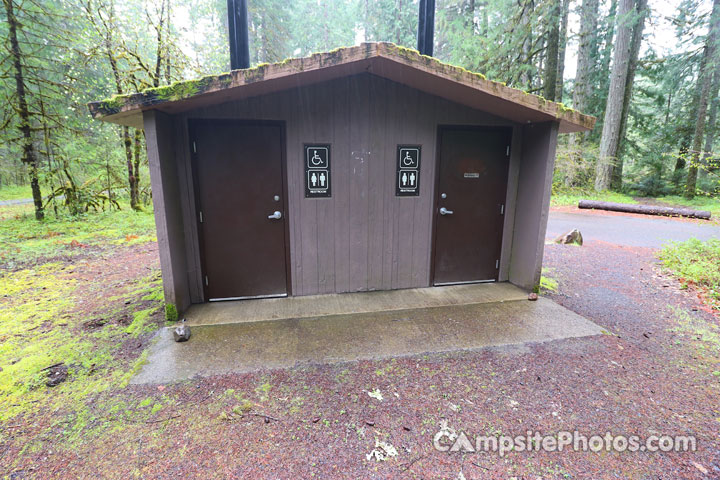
1, 0, 718, 220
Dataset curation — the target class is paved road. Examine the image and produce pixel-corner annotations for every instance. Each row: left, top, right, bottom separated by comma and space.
547, 211, 720, 247
0, 198, 33, 206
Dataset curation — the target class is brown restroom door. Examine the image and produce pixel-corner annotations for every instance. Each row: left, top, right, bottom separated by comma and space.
432, 127, 511, 285
191, 121, 288, 300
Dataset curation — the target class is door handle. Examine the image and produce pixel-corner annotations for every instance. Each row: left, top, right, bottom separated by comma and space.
268, 211, 282, 220
439, 207, 454, 215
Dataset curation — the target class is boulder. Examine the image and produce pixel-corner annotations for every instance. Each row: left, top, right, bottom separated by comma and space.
554, 228, 583, 246
173, 321, 191, 342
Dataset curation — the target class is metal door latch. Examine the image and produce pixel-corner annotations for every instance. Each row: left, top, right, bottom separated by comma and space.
439, 207, 454, 215
268, 211, 282, 220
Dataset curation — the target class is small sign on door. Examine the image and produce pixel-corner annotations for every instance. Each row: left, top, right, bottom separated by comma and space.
304, 145, 331, 197
396, 146, 421, 196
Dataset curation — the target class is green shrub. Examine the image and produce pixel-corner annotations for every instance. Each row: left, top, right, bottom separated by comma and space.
659, 239, 720, 309
165, 303, 178, 322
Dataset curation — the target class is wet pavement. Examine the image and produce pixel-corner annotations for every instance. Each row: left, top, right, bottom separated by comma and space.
547, 211, 720, 247
132, 297, 604, 384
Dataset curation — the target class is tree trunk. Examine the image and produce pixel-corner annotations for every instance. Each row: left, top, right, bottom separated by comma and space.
595, 0, 634, 191
611, 0, 648, 191
543, 0, 561, 101
479, 1, 488, 36
674, 136, 690, 176
519, 1, 533, 89
132, 129, 142, 208
700, 68, 720, 171
686, 0, 720, 198
565, 0, 599, 186
98, 0, 142, 209
121, 126, 139, 210
554, 0, 570, 102
595, 0, 618, 133
165, 0, 172, 83
4, 0, 43, 220
153, 0, 166, 87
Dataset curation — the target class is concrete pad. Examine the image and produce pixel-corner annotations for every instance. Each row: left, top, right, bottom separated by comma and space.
184, 282, 528, 326
133, 297, 605, 384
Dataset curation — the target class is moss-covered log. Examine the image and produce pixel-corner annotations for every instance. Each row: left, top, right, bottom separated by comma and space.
578, 200, 712, 220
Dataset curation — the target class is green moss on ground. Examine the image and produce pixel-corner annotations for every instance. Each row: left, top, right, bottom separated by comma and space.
0, 266, 163, 422
550, 188, 718, 217
659, 239, 720, 310
550, 188, 639, 207
0, 205, 156, 267
540, 274, 559, 292
165, 303, 178, 321
0, 185, 32, 201
658, 195, 720, 217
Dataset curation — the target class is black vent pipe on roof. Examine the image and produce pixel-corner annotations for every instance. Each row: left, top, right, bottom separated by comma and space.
227, 0, 250, 70
417, 0, 435, 56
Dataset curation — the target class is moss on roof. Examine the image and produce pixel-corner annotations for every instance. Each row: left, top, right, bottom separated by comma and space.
88, 42, 594, 132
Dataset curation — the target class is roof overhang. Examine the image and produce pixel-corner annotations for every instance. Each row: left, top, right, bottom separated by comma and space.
88, 42, 595, 134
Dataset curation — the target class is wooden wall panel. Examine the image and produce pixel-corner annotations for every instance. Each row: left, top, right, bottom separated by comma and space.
348, 76, 371, 292
143, 110, 191, 311
332, 78, 351, 294
179, 73, 519, 298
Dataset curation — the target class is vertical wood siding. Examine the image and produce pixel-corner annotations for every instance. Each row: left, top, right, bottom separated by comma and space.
178, 74, 519, 298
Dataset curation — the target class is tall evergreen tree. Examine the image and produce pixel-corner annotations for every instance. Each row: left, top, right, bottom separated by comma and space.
595, 0, 635, 191
686, 0, 720, 198
611, 0, 649, 190
3, 0, 44, 219
543, 0, 562, 101
565, 0, 599, 186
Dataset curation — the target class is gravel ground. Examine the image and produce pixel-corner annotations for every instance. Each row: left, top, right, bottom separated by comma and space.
3, 229, 720, 478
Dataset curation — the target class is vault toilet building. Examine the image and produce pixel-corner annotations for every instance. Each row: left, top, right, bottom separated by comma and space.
89, 43, 595, 315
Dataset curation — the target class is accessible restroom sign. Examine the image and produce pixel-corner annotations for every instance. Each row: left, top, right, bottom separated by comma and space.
396, 146, 421, 196
304, 144, 331, 198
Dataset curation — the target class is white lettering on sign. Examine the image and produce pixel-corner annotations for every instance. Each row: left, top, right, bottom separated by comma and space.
464, 173, 480, 178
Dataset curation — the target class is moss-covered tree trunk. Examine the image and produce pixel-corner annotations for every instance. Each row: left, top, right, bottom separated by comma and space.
4, 0, 43, 220
611, 0, 648, 191
122, 126, 140, 210
566, 0, 599, 186
543, 0, 561, 101
595, 0, 634, 191
132, 129, 143, 208
554, 0, 569, 102
686, 0, 720, 199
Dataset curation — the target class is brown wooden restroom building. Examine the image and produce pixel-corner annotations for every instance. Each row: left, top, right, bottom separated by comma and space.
89, 43, 594, 315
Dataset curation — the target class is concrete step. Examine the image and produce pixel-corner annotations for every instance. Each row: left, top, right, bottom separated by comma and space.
133, 296, 605, 384
184, 282, 529, 327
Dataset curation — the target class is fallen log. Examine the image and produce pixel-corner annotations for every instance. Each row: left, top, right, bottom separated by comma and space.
577, 200, 712, 220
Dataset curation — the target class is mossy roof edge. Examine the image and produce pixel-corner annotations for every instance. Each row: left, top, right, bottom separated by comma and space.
88, 42, 595, 132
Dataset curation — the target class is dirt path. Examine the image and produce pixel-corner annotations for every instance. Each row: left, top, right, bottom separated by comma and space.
2, 240, 719, 478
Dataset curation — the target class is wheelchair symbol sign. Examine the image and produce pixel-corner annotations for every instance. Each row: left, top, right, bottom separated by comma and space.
396, 145, 421, 197
304, 144, 331, 198
306, 147, 329, 169
398, 148, 419, 169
